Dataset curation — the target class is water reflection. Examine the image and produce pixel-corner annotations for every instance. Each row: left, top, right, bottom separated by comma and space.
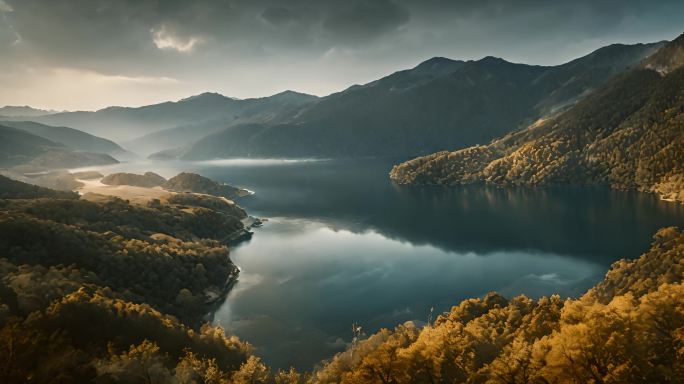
196, 158, 684, 264
78, 157, 684, 369
214, 218, 604, 369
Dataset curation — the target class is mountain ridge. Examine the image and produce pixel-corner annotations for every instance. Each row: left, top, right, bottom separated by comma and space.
0, 120, 131, 158
0, 105, 60, 117
389, 34, 684, 203
27, 90, 318, 145
174, 40, 663, 160
0, 124, 119, 172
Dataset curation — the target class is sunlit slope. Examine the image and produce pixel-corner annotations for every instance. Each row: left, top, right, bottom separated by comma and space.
391, 34, 684, 203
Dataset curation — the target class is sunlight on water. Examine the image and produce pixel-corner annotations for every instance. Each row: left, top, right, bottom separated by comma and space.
195, 158, 328, 167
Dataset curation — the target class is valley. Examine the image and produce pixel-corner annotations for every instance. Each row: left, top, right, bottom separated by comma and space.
1, 23, 683, 384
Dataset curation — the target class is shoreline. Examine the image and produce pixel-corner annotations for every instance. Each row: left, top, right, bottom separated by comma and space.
69, 170, 260, 328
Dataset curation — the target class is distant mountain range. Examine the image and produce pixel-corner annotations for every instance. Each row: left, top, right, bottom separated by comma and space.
2, 36, 675, 162
172, 41, 663, 160
0, 124, 118, 172
0, 105, 59, 117
390, 33, 684, 203
16, 91, 318, 154
0, 120, 131, 158
124, 90, 318, 155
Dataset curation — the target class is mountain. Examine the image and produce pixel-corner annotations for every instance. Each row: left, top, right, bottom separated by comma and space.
0, 124, 67, 166
0, 174, 79, 199
0, 105, 58, 117
0, 124, 118, 171
124, 90, 318, 155
162, 172, 247, 199
0, 120, 132, 158
27, 90, 318, 153
101, 172, 167, 188
174, 41, 663, 160
27, 92, 239, 142
390, 33, 684, 203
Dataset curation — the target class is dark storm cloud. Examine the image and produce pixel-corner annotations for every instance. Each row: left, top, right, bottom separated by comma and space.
322, 0, 410, 43
0, 0, 682, 109
1, 0, 680, 63
261, 5, 299, 26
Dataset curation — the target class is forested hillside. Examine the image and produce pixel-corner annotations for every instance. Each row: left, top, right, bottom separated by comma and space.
0, 177, 271, 383
1, 179, 684, 382
170, 42, 661, 160
313, 226, 684, 383
391, 34, 684, 203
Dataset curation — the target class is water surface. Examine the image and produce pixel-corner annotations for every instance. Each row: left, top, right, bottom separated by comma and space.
81, 158, 684, 369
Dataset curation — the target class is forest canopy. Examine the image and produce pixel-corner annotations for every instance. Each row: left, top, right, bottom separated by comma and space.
0, 178, 262, 383
390, 34, 684, 205
1, 180, 684, 383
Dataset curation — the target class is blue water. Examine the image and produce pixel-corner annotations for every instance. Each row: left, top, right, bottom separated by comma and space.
83, 158, 684, 369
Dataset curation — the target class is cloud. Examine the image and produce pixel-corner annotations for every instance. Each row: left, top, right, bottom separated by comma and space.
90, 72, 180, 85
151, 25, 202, 53
261, 6, 297, 26
1, 0, 683, 109
0, 67, 186, 111
0, 0, 12, 13
323, 0, 410, 43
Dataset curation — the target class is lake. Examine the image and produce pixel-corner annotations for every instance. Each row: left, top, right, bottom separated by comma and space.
80, 158, 684, 370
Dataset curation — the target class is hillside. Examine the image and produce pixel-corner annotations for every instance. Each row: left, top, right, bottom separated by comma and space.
125, 90, 319, 155
0, 177, 264, 382
0, 124, 66, 167
0, 125, 119, 173
390, 34, 684, 203
0, 120, 131, 157
0, 105, 57, 117
3, 176, 683, 382
313, 226, 684, 383
0, 174, 79, 199
101, 171, 167, 188
174, 41, 662, 160
162, 172, 247, 199
30, 91, 318, 150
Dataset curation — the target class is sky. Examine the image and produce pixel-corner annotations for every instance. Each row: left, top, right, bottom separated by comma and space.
0, 0, 682, 111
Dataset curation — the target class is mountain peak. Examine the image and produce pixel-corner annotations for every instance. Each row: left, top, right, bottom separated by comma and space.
271, 90, 318, 99
477, 56, 510, 65
180, 92, 235, 103
413, 57, 465, 75
557, 41, 665, 73
0, 105, 58, 117
643, 32, 684, 75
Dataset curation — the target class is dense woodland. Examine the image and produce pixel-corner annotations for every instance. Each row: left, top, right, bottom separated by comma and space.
1, 174, 683, 383
0, 177, 267, 382
313, 226, 684, 383
391, 34, 684, 204
2, 32, 684, 384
